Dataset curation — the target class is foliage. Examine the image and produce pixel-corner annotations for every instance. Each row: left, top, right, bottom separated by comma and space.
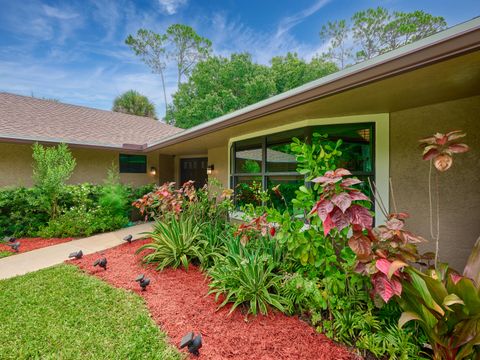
419, 130, 469, 172
136, 215, 205, 271
320, 7, 447, 66
37, 205, 128, 238
208, 236, 287, 316
32, 143, 76, 218
112, 90, 157, 118
166, 53, 337, 128
99, 165, 129, 218
269, 52, 338, 94
165, 24, 212, 86
125, 29, 169, 119
0, 182, 152, 238
0, 265, 181, 359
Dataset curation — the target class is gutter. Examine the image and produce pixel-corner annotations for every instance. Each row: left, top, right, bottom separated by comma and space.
146, 17, 480, 151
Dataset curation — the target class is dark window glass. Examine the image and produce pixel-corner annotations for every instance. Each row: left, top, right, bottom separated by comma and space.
267, 175, 304, 212
312, 123, 374, 174
234, 137, 263, 174
119, 154, 147, 173
266, 129, 304, 173
233, 176, 263, 207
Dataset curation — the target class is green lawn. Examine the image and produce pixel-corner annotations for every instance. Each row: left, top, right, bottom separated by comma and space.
0, 265, 182, 360
0, 250, 13, 258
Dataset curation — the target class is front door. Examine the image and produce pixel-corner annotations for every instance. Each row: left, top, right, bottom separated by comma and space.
180, 157, 208, 188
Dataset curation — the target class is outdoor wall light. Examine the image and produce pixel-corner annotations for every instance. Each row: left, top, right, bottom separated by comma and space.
150, 166, 157, 176
207, 164, 214, 175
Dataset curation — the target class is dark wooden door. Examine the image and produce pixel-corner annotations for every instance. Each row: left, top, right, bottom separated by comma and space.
180, 157, 208, 188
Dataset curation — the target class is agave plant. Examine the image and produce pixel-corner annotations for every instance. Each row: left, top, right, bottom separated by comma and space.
208, 237, 287, 316
136, 215, 204, 271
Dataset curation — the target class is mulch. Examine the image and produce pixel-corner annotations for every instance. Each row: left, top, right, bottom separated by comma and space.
71, 239, 359, 360
0, 237, 73, 254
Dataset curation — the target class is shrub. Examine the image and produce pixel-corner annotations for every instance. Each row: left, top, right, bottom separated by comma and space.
208, 236, 287, 316
136, 215, 205, 271
99, 165, 129, 218
38, 206, 128, 238
32, 143, 76, 218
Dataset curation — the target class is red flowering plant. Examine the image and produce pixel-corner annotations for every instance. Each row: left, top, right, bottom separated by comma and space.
234, 213, 276, 245
309, 168, 373, 236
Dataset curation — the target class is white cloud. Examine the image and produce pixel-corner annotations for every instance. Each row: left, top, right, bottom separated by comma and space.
157, 0, 188, 15
43, 5, 79, 20
275, 0, 330, 39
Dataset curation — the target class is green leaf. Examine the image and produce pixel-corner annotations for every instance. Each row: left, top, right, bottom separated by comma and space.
398, 311, 422, 328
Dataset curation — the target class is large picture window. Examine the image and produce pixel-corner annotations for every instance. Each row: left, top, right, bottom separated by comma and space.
230, 123, 375, 210
119, 154, 147, 173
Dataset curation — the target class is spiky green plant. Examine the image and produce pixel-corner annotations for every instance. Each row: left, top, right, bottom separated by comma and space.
208, 237, 286, 316
136, 215, 204, 270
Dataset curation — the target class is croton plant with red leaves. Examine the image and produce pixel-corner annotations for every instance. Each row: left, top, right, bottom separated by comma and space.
419, 130, 469, 171
309, 168, 373, 236
348, 213, 427, 303
234, 213, 276, 244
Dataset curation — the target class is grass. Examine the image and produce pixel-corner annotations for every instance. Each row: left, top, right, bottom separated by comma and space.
0, 250, 13, 258
0, 265, 182, 360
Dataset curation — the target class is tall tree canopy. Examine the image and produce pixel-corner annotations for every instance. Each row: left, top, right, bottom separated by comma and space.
321, 7, 447, 66
125, 30, 168, 118
166, 53, 338, 128
166, 24, 212, 86
112, 90, 157, 119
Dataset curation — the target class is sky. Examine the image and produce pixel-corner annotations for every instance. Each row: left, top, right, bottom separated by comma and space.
0, 0, 479, 116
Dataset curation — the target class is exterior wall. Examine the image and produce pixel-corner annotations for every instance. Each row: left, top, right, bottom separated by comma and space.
390, 95, 480, 270
207, 145, 229, 188
158, 154, 175, 184
0, 142, 161, 187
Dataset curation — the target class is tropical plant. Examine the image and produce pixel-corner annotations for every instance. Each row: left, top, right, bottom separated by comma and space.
99, 165, 129, 218
136, 215, 205, 271
208, 236, 287, 316
419, 130, 470, 267
112, 90, 157, 118
32, 143, 76, 219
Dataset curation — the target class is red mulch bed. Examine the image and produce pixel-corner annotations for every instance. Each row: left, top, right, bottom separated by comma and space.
0, 237, 73, 254
71, 239, 359, 360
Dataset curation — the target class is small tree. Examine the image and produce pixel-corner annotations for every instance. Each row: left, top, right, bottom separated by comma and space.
32, 143, 76, 218
112, 90, 157, 118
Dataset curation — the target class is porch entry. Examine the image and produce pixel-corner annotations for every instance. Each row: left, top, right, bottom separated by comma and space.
180, 157, 208, 188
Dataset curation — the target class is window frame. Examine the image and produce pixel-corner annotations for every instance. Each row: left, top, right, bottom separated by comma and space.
228, 114, 388, 224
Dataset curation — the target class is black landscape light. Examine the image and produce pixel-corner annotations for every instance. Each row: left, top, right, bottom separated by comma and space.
68, 250, 83, 260
179, 331, 202, 356
7, 242, 20, 252
135, 274, 150, 291
93, 257, 107, 270
3, 236, 16, 243
123, 234, 133, 243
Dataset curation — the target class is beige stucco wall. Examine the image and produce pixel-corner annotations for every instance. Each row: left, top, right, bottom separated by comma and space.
0, 143, 162, 187
207, 145, 229, 188
390, 95, 480, 270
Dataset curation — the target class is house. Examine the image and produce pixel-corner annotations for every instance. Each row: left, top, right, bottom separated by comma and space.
1, 18, 479, 269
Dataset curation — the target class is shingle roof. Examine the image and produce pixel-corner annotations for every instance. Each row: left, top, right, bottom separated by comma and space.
0, 92, 183, 149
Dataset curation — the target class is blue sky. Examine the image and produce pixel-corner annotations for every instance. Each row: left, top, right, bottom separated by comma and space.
0, 0, 479, 116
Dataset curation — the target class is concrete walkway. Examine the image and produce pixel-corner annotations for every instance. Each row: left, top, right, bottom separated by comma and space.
0, 222, 153, 280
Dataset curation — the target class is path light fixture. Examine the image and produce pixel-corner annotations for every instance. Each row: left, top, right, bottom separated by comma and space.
123, 234, 133, 243
150, 167, 157, 176
7, 242, 20, 252
135, 274, 150, 291
179, 331, 202, 356
68, 250, 83, 259
206, 164, 214, 175
93, 257, 107, 270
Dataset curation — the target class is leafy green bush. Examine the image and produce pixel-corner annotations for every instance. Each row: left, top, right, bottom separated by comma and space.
32, 143, 76, 218
208, 236, 287, 316
136, 215, 205, 270
38, 206, 129, 238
